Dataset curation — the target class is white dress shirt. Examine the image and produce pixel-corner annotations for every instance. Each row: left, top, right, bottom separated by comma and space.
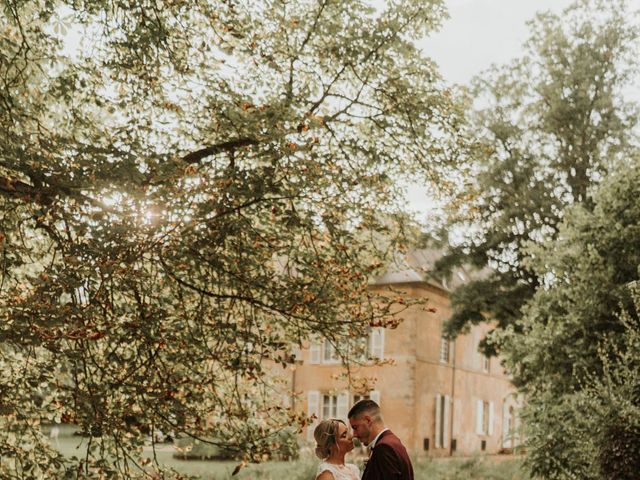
368, 427, 389, 454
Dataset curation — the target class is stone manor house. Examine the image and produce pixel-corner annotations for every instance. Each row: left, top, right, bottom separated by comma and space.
286, 250, 522, 456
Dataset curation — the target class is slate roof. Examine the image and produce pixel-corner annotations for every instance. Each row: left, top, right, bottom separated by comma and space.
371, 248, 490, 291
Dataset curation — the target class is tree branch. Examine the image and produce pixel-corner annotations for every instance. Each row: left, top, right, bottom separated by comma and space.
0, 175, 39, 198
181, 138, 261, 164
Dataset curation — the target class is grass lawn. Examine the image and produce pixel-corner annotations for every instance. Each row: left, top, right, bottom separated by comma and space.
154, 455, 531, 480
204, 456, 531, 480
412, 455, 530, 480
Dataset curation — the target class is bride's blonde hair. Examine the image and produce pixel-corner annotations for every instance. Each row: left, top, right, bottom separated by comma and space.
313, 419, 344, 459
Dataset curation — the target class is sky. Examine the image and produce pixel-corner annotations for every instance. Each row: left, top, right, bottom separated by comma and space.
403, 0, 574, 221
419, 0, 575, 85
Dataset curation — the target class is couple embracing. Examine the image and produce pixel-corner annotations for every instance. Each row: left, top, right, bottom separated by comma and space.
313, 399, 413, 480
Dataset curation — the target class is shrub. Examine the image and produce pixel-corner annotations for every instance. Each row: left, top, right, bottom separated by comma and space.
173, 437, 237, 460
522, 291, 640, 480
597, 412, 640, 480
172, 428, 300, 462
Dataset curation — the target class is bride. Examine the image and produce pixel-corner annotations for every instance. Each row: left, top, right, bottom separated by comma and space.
313, 419, 360, 480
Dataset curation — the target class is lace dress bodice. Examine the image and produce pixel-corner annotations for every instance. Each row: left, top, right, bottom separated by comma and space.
315, 462, 360, 480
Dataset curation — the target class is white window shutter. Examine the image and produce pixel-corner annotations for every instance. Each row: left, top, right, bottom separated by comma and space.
476, 400, 484, 435
488, 401, 494, 435
337, 391, 349, 422
309, 342, 321, 364
307, 390, 320, 442
369, 390, 381, 405
291, 345, 301, 362
435, 394, 442, 448
370, 328, 384, 359
502, 403, 510, 448
443, 395, 450, 448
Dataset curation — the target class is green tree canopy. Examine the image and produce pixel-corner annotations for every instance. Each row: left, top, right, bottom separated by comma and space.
434, 0, 638, 345
499, 157, 640, 479
0, 0, 465, 477
503, 156, 640, 392
429, 3, 640, 476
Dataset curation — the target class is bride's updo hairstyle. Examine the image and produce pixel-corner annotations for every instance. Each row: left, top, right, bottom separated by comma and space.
313, 419, 344, 459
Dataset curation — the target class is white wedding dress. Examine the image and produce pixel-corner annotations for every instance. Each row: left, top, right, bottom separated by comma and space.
315, 462, 360, 480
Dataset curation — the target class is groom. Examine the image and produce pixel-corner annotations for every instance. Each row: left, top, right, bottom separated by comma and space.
348, 399, 414, 480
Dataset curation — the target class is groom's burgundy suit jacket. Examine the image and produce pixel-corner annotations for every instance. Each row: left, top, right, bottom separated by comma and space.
362, 430, 414, 480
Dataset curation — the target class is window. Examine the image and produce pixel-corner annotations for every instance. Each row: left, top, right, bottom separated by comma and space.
353, 390, 380, 406
322, 394, 338, 419
309, 329, 383, 365
482, 401, 489, 433
439, 335, 450, 363
353, 394, 369, 404
435, 394, 450, 448
309, 341, 321, 364
308, 339, 340, 364
291, 345, 302, 363
475, 332, 488, 372
503, 405, 515, 448
353, 335, 369, 359
352, 328, 384, 361
369, 328, 384, 360
482, 355, 490, 373
320, 393, 349, 421
502, 404, 520, 449
476, 400, 494, 436
307, 391, 320, 441
323, 341, 340, 363
74, 281, 91, 305
307, 391, 348, 441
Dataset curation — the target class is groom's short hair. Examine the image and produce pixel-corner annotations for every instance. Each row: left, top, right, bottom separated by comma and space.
348, 399, 382, 421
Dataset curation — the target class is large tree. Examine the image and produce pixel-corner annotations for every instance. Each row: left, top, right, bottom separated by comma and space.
499, 157, 640, 479
434, 0, 638, 347
0, 0, 464, 477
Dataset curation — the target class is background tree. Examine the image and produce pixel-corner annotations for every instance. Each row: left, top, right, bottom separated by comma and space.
433, 0, 638, 348
498, 157, 640, 479
0, 0, 465, 477
428, 2, 640, 477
